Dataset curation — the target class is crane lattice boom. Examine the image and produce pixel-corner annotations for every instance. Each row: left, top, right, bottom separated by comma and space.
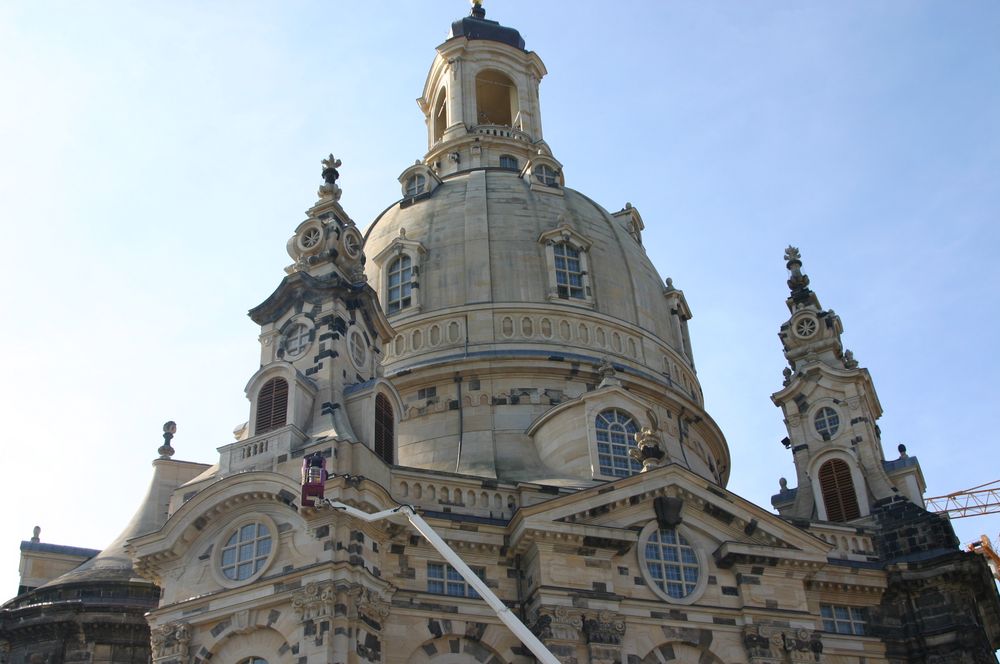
925, 480, 1000, 519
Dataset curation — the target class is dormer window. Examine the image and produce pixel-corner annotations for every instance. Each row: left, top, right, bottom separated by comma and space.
499, 154, 519, 171
397, 164, 441, 202
373, 229, 427, 318
553, 243, 584, 299
533, 164, 558, 187
405, 174, 427, 197
538, 222, 594, 306
387, 255, 413, 313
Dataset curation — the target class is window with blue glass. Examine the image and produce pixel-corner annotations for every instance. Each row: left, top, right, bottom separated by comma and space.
595, 409, 641, 477
427, 562, 483, 598
821, 604, 868, 635
220, 521, 272, 581
644, 528, 699, 599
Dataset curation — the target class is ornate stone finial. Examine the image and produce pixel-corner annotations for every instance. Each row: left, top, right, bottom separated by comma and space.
31, 526, 40, 543
779, 477, 789, 492
782, 366, 792, 386
629, 412, 667, 472
158, 421, 176, 459
784, 244, 811, 297
470, 0, 485, 19
843, 349, 858, 369
664, 277, 675, 291
596, 357, 621, 388
319, 154, 343, 201
898, 443, 908, 458
321, 154, 341, 183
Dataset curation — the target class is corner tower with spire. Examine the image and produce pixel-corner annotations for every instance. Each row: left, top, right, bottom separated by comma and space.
770, 247, 926, 523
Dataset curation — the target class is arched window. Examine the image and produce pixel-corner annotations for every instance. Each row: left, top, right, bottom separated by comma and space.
553, 243, 585, 299
374, 393, 394, 464
595, 409, 641, 477
475, 70, 516, 126
499, 154, 519, 171
387, 255, 413, 313
818, 458, 861, 522
533, 164, 558, 187
405, 174, 426, 197
255, 377, 288, 434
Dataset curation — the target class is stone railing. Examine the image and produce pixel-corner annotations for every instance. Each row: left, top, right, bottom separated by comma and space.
395, 475, 519, 520
811, 523, 876, 560
472, 124, 532, 142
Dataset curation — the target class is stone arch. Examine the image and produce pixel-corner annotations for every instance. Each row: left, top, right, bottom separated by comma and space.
637, 641, 726, 664
407, 637, 498, 664
204, 625, 293, 664
406, 628, 529, 664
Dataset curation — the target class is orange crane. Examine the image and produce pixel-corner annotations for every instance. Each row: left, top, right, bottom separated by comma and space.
968, 536, 1000, 581
924, 479, 1000, 519
924, 479, 1000, 581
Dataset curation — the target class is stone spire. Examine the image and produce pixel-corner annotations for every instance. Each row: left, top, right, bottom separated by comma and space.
771, 245, 926, 523
783, 245, 819, 312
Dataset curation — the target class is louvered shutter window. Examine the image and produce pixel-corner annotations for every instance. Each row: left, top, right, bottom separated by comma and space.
255, 378, 289, 434
818, 459, 861, 522
374, 393, 394, 464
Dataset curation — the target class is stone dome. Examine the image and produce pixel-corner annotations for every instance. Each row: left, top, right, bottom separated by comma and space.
352, 7, 728, 487
366, 169, 684, 365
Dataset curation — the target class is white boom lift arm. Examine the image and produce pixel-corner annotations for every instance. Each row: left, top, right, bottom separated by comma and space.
318, 499, 561, 664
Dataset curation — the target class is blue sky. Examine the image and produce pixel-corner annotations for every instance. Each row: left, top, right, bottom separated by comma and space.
1, 2, 998, 596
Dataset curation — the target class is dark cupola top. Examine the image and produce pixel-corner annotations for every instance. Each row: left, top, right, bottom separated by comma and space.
450, 1, 526, 51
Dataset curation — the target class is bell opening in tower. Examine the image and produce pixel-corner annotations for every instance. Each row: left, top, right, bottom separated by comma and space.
475, 69, 516, 127
432, 87, 447, 144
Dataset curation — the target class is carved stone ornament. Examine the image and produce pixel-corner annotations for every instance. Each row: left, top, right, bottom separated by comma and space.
232, 608, 255, 634
319, 153, 343, 201
743, 624, 822, 663
347, 583, 392, 627
630, 425, 667, 471
596, 357, 621, 388
292, 580, 336, 621
531, 605, 583, 642
151, 622, 191, 663
583, 611, 626, 645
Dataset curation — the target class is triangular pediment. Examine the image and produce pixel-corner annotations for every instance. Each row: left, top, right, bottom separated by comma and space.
509, 463, 830, 564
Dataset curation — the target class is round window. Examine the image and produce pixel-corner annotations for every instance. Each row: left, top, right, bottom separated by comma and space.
296, 223, 324, 254
814, 406, 840, 439
349, 329, 367, 370
793, 315, 818, 338
342, 227, 364, 260
644, 528, 699, 599
283, 323, 311, 359
220, 520, 273, 582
